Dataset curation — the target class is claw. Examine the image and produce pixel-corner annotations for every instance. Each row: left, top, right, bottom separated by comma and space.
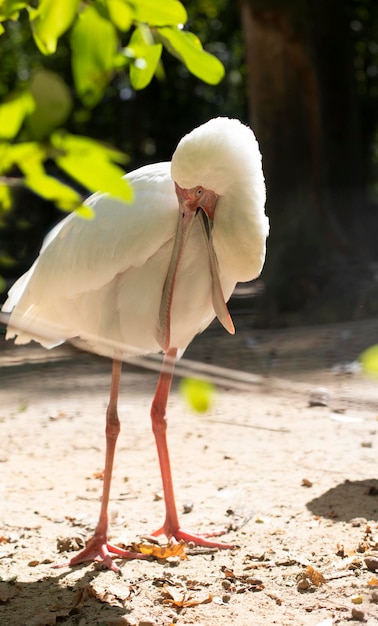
53, 535, 148, 573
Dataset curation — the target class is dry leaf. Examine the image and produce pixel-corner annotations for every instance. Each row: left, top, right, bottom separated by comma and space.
221, 566, 236, 579
132, 541, 187, 560
162, 584, 212, 608
367, 577, 378, 586
71, 584, 97, 610
303, 566, 325, 586
297, 566, 326, 590
57, 535, 85, 553
92, 470, 104, 480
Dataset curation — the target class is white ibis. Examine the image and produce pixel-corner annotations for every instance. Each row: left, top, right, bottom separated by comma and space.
2, 117, 269, 572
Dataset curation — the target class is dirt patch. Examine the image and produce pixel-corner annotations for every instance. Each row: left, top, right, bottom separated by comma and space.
1, 318, 378, 625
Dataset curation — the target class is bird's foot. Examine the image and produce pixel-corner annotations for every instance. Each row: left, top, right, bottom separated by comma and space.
151, 524, 235, 549
54, 535, 148, 573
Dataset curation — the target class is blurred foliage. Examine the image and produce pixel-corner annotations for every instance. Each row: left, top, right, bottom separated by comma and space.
0, 0, 224, 214
359, 344, 378, 375
0, 0, 232, 292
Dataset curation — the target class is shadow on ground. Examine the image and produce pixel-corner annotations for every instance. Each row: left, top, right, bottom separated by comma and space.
306, 478, 378, 521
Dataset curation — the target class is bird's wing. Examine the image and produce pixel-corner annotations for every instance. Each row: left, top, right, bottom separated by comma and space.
5, 162, 178, 310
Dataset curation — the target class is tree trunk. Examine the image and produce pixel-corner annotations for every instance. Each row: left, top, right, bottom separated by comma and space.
238, 0, 371, 324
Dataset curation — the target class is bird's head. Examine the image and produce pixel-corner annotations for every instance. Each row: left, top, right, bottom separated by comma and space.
174, 183, 219, 221
158, 117, 268, 352
171, 117, 264, 200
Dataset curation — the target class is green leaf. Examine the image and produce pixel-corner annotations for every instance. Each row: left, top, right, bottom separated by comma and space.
29, 0, 80, 55
0, 90, 35, 140
107, 0, 133, 31
0, 23, 4, 34
51, 132, 133, 203
157, 27, 225, 85
71, 5, 119, 107
27, 69, 72, 139
128, 26, 162, 90
2, 141, 47, 176
0, 1, 28, 21
132, 0, 187, 26
25, 172, 83, 211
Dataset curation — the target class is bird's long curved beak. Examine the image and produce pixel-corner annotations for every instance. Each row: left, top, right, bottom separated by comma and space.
157, 188, 234, 352
198, 210, 235, 337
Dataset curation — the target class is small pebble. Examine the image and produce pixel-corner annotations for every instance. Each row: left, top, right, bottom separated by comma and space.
297, 578, 312, 591
351, 607, 365, 621
350, 518, 367, 528
371, 590, 378, 603
222, 593, 231, 603
139, 621, 157, 626
364, 556, 378, 571
222, 579, 232, 590
308, 387, 329, 407
301, 478, 313, 488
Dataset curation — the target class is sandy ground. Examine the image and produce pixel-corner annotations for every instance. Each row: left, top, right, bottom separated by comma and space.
1, 316, 378, 626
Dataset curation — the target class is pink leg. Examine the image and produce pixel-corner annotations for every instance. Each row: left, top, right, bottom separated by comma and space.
151, 349, 234, 549
56, 359, 147, 573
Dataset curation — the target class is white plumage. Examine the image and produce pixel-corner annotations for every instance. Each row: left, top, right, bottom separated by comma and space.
3, 117, 269, 572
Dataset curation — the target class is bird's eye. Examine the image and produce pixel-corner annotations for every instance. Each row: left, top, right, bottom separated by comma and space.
196, 187, 203, 197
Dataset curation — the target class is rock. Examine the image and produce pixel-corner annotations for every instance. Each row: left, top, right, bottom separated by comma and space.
364, 556, 378, 571
351, 607, 365, 621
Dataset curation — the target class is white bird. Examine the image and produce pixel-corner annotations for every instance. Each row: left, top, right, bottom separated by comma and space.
2, 117, 269, 572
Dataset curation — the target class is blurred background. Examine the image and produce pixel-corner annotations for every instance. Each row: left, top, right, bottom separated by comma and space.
0, 0, 378, 329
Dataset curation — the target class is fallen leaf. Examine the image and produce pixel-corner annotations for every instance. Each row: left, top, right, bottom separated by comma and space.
132, 541, 187, 560
71, 584, 97, 610
304, 566, 325, 586
56, 535, 85, 553
221, 566, 236, 579
297, 566, 326, 591
368, 577, 378, 586
92, 470, 104, 480
162, 584, 212, 608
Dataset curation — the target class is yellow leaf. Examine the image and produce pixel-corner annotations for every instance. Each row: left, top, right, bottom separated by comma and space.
132, 540, 187, 560
303, 566, 326, 587
0, 90, 35, 140
107, 0, 133, 31
30, 0, 79, 54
